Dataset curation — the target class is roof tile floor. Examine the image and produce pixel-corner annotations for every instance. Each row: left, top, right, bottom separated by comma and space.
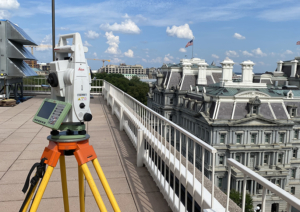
0, 96, 171, 212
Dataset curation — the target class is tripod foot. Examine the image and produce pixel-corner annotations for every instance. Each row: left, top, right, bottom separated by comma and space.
81, 163, 107, 212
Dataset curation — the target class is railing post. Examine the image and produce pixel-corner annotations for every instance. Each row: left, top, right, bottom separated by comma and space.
225, 165, 231, 212
242, 174, 247, 212
111, 98, 115, 115
120, 107, 124, 131
287, 203, 291, 212
261, 187, 267, 212
211, 152, 215, 209
137, 129, 144, 167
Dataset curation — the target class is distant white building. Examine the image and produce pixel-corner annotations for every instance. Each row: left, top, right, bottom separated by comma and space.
122, 74, 148, 80
99, 64, 145, 75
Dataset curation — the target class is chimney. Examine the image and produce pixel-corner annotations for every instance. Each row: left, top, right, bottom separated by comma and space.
291, 59, 298, 77
197, 61, 208, 85
240, 60, 255, 83
156, 73, 164, 86
221, 58, 235, 83
180, 59, 192, 75
276, 60, 283, 72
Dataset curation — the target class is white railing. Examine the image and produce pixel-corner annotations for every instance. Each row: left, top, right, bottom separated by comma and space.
226, 158, 300, 212
22, 78, 103, 95
102, 80, 239, 212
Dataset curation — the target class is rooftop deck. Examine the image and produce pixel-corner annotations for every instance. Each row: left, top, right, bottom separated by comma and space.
0, 96, 171, 212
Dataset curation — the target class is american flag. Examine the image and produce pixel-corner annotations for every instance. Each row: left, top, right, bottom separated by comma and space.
297, 41, 300, 45
185, 39, 193, 48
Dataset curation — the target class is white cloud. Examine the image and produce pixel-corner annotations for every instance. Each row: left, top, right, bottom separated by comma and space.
111, 57, 122, 64
85, 30, 100, 39
258, 62, 265, 65
57, 27, 69, 30
242, 50, 253, 56
84, 41, 92, 47
124, 49, 134, 57
166, 24, 193, 39
0, 10, 10, 19
164, 53, 173, 63
252, 48, 267, 57
142, 58, 147, 62
179, 48, 186, 53
284, 50, 293, 54
225, 50, 239, 57
104, 31, 120, 55
100, 19, 141, 34
0, 0, 19, 9
146, 55, 149, 57
212, 54, 219, 59
93, 52, 97, 58
36, 34, 52, 51
233, 33, 245, 40
122, 13, 130, 18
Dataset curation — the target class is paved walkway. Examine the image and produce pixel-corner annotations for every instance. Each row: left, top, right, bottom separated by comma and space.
0, 96, 171, 212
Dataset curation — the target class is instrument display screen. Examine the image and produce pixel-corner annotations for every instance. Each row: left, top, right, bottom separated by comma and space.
36, 101, 56, 119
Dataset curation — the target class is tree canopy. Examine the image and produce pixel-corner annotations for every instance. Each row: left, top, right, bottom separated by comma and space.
95, 73, 149, 105
230, 189, 254, 212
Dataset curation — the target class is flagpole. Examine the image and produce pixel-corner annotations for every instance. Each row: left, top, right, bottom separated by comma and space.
192, 37, 194, 58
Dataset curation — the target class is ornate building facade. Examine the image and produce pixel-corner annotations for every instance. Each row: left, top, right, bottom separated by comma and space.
147, 57, 300, 212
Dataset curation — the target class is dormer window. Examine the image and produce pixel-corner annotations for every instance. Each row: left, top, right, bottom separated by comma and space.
253, 106, 258, 114
287, 105, 297, 117
248, 96, 261, 116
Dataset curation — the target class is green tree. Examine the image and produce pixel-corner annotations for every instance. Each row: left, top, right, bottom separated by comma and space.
94, 73, 149, 105
230, 189, 253, 212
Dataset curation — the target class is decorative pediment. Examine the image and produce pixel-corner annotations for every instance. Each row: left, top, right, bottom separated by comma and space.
229, 116, 278, 126
235, 91, 270, 98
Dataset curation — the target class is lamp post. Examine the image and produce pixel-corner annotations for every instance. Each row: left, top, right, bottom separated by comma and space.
52, 0, 55, 61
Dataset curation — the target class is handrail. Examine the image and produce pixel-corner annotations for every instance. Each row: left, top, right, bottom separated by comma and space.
226, 158, 300, 212
103, 80, 225, 212
104, 80, 217, 153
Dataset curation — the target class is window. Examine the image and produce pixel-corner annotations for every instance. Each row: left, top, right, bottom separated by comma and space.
264, 155, 268, 164
279, 133, 284, 143
220, 134, 225, 144
291, 187, 295, 195
291, 169, 296, 178
294, 130, 298, 139
291, 109, 296, 117
169, 115, 172, 121
218, 178, 223, 188
253, 106, 258, 114
265, 134, 270, 143
251, 134, 257, 144
236, 134, 241, 144
219, 156, 224, 165
236, 155, 241, 163
293, 149, 297, 158
170, 98, 173, 105
278, 154, 282, 164
276, 179, 280, 186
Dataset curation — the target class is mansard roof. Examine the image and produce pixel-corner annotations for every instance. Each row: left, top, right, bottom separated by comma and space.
195, 86, 291, 97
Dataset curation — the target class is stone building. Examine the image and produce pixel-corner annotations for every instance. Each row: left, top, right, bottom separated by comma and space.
147, 57, 300, 212
99, 64, 145, 75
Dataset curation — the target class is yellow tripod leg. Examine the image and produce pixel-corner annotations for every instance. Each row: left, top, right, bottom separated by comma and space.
21, 182, 39, 212
30, 166, 54, 212
78, 165, 85, 212
92, 158, 121, 212
59, 155, 70, 212
81, 163, 107, 212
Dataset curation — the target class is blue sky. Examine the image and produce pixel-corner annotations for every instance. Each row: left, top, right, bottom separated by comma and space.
1, 0, 300, 73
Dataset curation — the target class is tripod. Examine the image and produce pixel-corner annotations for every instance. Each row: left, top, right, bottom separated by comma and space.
20, 135, 120, 212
